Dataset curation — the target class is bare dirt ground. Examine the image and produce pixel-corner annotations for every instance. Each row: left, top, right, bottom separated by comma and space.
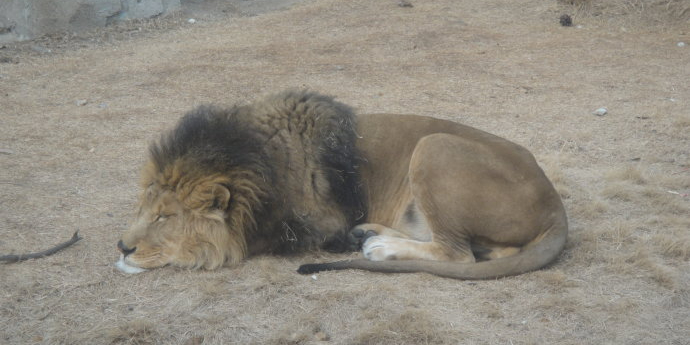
1, 0, 689, 344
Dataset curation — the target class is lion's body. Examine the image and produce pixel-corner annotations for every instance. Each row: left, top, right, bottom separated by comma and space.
117, 90, 568, 279
311, 114, 568, 279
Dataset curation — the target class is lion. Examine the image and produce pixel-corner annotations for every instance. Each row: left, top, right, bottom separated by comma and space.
116, 90, 568, 279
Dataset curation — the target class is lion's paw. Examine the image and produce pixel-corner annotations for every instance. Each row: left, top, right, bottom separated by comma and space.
348, 226, 378, 250
362, 236, 399, 261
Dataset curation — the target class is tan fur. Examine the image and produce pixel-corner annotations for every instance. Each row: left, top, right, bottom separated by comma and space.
118, 91, 567, 279
303, 114, 569, 279
121, 160, 252, 269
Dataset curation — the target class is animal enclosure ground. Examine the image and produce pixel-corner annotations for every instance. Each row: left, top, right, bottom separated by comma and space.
1, 0, 688, 344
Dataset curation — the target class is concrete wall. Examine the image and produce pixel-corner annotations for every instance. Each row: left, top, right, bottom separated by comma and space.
0, 0, 181, 43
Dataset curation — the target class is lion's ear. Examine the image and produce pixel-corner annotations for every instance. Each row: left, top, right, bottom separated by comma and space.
210, 184, 231, 211
186, 182, 231, 211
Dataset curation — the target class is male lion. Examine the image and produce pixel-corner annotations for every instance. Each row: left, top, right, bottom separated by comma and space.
116, 90, 568, 279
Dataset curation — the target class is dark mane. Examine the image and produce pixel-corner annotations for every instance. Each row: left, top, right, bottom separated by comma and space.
303, 93, 367, 227
289, 92, 365, 216
254, 90, 367, 252
149, 105, 269, 178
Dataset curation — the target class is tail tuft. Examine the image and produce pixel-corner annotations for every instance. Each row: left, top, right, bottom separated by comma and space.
297, 263, 327, 274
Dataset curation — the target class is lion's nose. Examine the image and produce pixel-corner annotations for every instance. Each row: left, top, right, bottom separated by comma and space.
117, 240, 136, 256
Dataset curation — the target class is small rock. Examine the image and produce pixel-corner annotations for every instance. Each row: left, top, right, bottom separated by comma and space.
678, 42, 686, 48
89, 147, 95, 153
98, 102, 108, 108
311, 274, 318, 280
0, 148, 14, 155
593, 107, 608, 116
187, 18, 197, 24
576, 25, 583, 29
559, 14, 572, 27
30, 45, 51, 54
398, 1, 413, 8
76, 99, 88, 106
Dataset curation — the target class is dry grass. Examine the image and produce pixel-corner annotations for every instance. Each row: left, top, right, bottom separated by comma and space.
107, 319, 158, 345
1, 0, 689, 344
539, 153, 574, 199
352, 309, 456, 345
558, 0, 690, 26
605, 165, 647, 184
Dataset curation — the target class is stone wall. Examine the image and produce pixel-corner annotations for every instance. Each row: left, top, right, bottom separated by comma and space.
0, 0, 182, 43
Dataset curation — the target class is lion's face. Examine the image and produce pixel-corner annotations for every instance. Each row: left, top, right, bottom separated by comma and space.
116, 178, 246, 274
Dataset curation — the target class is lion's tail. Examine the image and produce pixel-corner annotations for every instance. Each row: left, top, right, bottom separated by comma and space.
298, 216, 568, 280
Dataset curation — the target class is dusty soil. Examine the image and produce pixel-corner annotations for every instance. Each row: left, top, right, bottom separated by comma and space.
1, 0, 688, 344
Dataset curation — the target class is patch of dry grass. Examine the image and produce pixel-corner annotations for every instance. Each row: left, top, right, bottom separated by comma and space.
605, 165, 647, 184
673, 115, 690, 129
558, 0, 690, 25
651, 230, 690, 261
564, 180, 610, 220
578, 220, 635, 255
539, 153, 575, 200
352, 309, 457, 345
658, 172, 690, 190
265, 314, 329, 345
573, 215, 685, 290
533, 270, 581, 293
535, 294, 583, 316
107, 319, 158, 345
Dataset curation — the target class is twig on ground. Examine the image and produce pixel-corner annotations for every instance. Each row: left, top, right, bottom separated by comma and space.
0, 231, 82, 263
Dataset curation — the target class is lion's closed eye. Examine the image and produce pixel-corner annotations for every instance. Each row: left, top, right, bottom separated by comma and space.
155, 214, 172, 222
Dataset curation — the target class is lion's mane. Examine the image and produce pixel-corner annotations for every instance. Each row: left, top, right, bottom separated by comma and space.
144, 90, 366, 258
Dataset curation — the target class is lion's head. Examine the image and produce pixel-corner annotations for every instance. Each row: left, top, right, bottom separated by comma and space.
116, 163, 256, 273
116, 105, 271, 273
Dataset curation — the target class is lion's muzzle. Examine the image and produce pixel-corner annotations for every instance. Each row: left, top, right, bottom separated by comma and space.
115, 241, 147, 274
115, 254, 147, 274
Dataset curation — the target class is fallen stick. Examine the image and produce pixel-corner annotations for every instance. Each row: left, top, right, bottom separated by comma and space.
0, 231, 82, 263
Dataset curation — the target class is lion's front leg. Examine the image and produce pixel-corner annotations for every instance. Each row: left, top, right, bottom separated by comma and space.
350, 223, 474, 262
362, 236, 464, 262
